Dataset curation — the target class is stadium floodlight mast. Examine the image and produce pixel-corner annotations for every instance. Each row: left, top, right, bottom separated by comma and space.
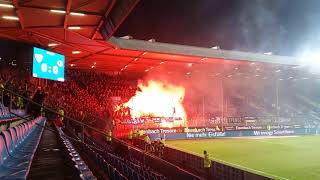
298, 49, 320, 73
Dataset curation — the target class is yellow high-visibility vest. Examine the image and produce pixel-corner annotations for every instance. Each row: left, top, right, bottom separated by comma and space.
160, 139, 165, 145
139, 129, 144, 136
58, 109, 64, 120
144, 135, 151, 144
17, 97, 24, 108
204, 154, 211, 168
106, 130, 112, 142
0, 83, 4, 93
128, 130, 133, 140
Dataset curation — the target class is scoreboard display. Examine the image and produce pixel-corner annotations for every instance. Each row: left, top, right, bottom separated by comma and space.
32, 47, 65, 81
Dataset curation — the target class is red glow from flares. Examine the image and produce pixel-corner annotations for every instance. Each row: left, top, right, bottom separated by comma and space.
125, 80, 187, 127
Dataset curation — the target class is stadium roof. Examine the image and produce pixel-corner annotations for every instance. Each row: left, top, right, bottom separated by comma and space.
0, 0, 304, 75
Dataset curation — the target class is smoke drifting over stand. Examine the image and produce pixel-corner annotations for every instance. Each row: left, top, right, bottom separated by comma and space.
118, 0, 320, 56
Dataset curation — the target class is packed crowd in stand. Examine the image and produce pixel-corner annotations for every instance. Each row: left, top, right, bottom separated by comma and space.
0, 67, 169, 179
0, 68, 36, 118
46, 70, 137, 132
0, 67, 138, 132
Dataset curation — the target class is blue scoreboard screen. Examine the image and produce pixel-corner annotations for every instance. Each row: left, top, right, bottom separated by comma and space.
32, 47, 65, 81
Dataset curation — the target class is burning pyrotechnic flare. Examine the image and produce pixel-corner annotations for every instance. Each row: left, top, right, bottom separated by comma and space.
125, 80, 187, 127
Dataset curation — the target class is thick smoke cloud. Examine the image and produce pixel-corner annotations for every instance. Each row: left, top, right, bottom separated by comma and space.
233, 0, 287, 53
136, 63, 275, 120
122, 0, 320, 121
198, 0, 319, 56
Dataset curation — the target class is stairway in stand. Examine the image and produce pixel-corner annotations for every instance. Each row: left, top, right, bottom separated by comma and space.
28, 121, 75, 180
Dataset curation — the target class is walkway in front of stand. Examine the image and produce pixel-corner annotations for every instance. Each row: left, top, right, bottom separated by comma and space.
28, 121, 75, 180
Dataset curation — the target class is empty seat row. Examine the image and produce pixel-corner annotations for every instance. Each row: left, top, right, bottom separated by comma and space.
83, 136, 166, 180
104, 151, 166, 180
65, 128, 126, 180
56, 126, 96, 180
82, 143, 128, 180
0, 117, 45, 179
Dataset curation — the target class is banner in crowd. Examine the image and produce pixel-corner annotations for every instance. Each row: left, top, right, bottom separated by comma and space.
142, 124, 304, 135
147, 128, 318, 140
121, 117, 183, 125
208, 116, 301, 124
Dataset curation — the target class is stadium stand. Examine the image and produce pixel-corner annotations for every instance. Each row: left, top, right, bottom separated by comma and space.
3, 0, 316, 178
3, 64, 319, 179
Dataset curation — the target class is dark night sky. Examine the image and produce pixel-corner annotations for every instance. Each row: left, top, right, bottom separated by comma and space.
116, 0, 320, 56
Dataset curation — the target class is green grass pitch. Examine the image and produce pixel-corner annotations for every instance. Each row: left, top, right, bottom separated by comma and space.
166, 136, 320, 180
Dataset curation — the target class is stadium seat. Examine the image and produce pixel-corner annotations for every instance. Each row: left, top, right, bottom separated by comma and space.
0, 117, 45, 179
1, 131, 32, 160
81, 135, 167, 180
55, 126, 96, 180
